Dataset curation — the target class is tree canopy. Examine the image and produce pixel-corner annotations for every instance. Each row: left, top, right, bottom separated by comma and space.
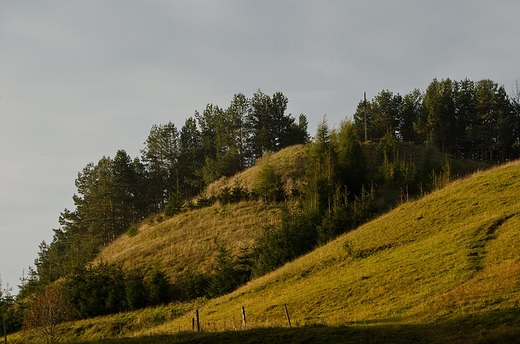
22, 90, 308, 294
354, 78, 520, 162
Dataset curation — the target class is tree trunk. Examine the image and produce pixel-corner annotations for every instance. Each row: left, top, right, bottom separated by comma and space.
3, 317, 7, 344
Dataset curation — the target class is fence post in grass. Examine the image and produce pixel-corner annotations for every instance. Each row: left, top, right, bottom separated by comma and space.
192, 317, 195, 331
284, 303, 292, 327
241, 306, 247, 328
196, 310, 201, 332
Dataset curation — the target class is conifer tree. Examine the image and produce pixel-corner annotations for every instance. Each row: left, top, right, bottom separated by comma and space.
334, 120, 366, 195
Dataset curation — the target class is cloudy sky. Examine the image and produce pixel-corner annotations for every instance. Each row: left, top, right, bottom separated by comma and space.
1, 1, 519, 292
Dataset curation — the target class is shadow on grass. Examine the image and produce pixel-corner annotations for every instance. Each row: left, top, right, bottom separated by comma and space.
72, 309, 520, 344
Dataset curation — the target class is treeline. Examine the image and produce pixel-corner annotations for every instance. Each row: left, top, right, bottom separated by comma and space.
28, 117, 376, 319
62, 263, 170, 318
250, 119, 434, 277
11, 78, 520, 336
17, 90, 307, 298
353, 78, 520, 162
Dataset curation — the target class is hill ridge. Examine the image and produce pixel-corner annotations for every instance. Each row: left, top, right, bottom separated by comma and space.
13, 158, 520, 343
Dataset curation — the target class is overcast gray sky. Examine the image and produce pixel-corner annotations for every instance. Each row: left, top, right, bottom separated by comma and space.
1, 1, 519, 292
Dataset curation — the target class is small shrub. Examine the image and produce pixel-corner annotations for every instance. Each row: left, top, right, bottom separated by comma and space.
164, 193, 183, 217
127, 223, 139, 237
177, 267, 209, 301
146, 269, 171, 306
206, 246, 252, 298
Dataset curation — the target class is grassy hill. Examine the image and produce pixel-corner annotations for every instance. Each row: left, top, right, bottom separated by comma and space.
95, 145, 308, 283
12, 155, 520, 343
138, 159, 519, 343
97, 201, 282, 281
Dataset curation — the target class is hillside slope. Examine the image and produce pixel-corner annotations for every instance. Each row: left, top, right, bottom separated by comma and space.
13, 152, 515, 343
97, 201, 282, 280
136, 159, 520, 342
95, 145, 308, 281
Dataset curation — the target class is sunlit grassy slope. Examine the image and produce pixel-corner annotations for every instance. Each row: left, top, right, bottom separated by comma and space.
96, 145, 308, 280
97, 201, 282, 280
13, 159, 519, 343
134, 160, 520, 342
203, 144, 308, 198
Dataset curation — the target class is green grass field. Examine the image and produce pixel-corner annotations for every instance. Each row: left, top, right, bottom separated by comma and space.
11, 155, 520, 343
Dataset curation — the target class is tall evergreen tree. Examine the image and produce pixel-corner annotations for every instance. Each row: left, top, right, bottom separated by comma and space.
226, 93, 252, 168
248, 90, 306, 159
371, 90, 403, 138
196, 104, 223, 184
400, 89, 424, 143
474, 79, 511, 161
111, 150, 139, 233
422, 78, 457, 152
334, 120, 366, 195
141, 122, 180, 211
302, 118, 336, 213
179, 117, 204, 197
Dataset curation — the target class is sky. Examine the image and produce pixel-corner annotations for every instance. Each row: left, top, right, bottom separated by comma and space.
1, 0, 519, 293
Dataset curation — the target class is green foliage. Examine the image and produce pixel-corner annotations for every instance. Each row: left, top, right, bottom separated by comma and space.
351, 184, 379, 224
302, 118, 337, 213
177, 267, 209, 301
125, 269, 148, 311
377, 135, 418, 190
146, 269, 170, 306
1, 277, 21, 338
334, 120, 367, 194
355, 78, 518, 162
254, 153, 283, 202
248, 91, 307, 158
317, 185, 378, 246
127, 223, 139, 237
206, 246, 252, 298
296, 118, 376, 248
430, 157, 452, 191
252, 209, 320, 277
62, 262, 174, 319
217, 181, 250, 204
164, 191, 183, 218
316, 187, 350, 245
195, 196, 215, 208
141, 122, 180, 211
63, 262, 127, 318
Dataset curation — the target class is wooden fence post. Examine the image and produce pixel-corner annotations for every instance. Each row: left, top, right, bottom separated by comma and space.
284, 303, 292, 327
241, 306, 247, 328
196, 310, 201, 332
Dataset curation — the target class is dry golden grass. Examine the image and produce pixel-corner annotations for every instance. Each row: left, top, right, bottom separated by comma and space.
97, 201, 282, 280
204, 145, 307, 198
